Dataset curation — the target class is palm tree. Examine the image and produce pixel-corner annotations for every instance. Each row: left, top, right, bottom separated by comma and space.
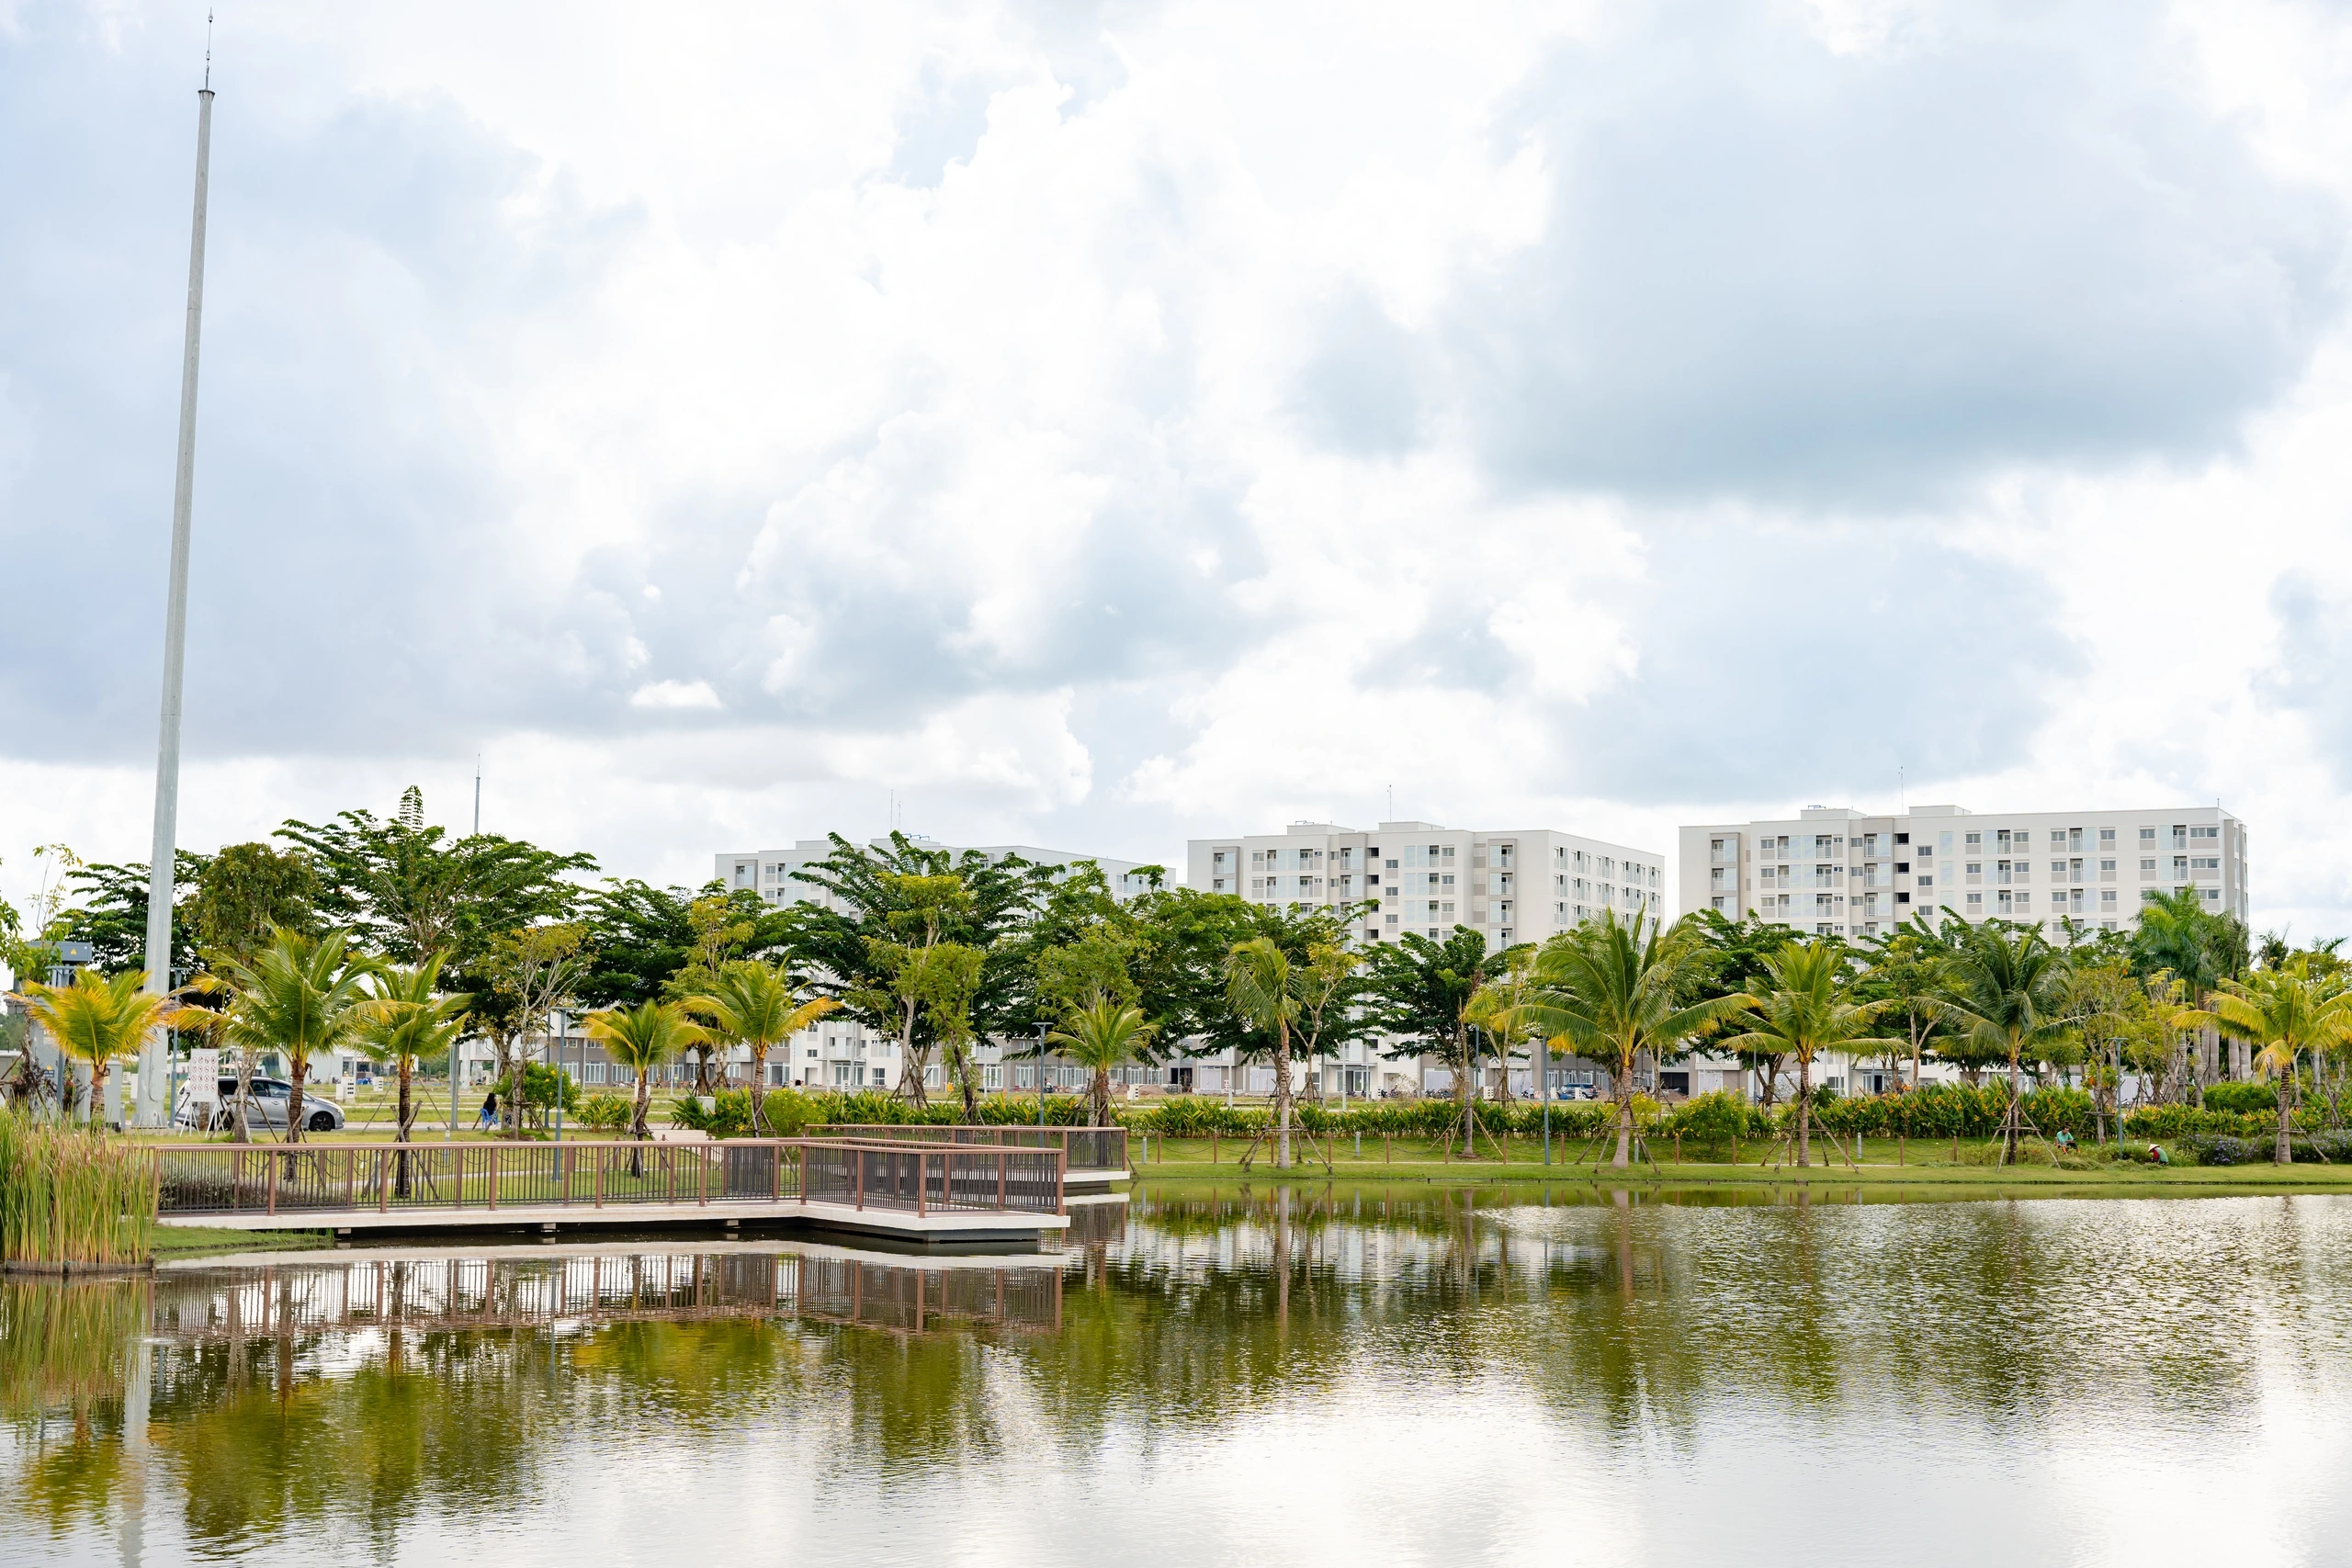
193, 929, 380, 1143
1225, 937, 1301, 1168
1940, 921, 2074, 1162
1048, 993, 1159, 1126
688, 959, 838, 1134
15, 968, 189, 1128
1526, 910, 1752, 1168
586, 1001, 708, 1156
355, 956, 470, 1193
2201, 965, 2352, 1164
1715, 942, 1900, 1167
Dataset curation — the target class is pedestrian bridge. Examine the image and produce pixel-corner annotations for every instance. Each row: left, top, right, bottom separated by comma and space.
151, 1137, 1078, 1247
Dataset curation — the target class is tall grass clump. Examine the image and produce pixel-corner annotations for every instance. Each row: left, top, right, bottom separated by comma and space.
0, 1275, 150, 1416
0, 1111, 157, 1272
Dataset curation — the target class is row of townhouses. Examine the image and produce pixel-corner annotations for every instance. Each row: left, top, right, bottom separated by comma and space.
669, 802, 2247, 1105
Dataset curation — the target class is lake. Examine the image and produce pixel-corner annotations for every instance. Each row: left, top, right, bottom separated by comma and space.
5, 1184, 2350, 1566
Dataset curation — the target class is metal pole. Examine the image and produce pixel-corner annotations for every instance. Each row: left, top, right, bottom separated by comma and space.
1036, 1021, 1047, 1130
137, 84, 217, 1129
447, 1037, 458, 1142
550, 1010, 565, 1142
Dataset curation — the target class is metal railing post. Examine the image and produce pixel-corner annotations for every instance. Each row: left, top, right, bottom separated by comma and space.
488, 1145, 499, 1212
918, 1151, 928, 1218
854, 1147, 865, 1211
266, 1152, 278, 1216
1057, 1148, 1068, 1216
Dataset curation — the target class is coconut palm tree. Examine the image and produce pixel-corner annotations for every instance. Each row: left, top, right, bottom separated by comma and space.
1225, 937, 1302, 1168
355, 956, 470, 1193
1714, 941, 1900, 1167
586, 1000, 707, 1154
1525, 910, 1753, 1169
1939, 921, 2074, 1162
2200, 965, 2352, 1164
193, 929, 380, 1144
15, 968, 190, 1128
1048, 993, 1159, 1126
688, 960, 838, 1134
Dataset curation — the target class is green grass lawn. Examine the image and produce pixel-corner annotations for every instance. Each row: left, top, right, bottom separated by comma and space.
153, 1225, 332, 1258
1124, 1132, 2352, 1191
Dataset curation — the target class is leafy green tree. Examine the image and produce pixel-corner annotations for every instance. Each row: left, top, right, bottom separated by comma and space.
353, 956, 470, 1159
48, 852, 209, 978
1047, 995, 1158, 1126
2199, 965, 2352, 1164
2132, 886, 2249, 1096
192, 930, 381, 1144
585, 1000, 708, 1149
470, 924, 588, 1138
1525, 911, 1747, 1168
1363, 928, 1500, 1145
1716, 942, 1898, 1166
578, 880, 783, 1010
279, 786, 594, 966
1856, 918, 1956, 1091
786, 833, 1057, 1100
687, 959, 838, 1134
188, 843, 320, 964
1224, 938, 1305, 1167
1939, 921, 2074, 1160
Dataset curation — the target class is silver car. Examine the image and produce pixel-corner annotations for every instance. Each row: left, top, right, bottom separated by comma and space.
177, 1077, 345, 1134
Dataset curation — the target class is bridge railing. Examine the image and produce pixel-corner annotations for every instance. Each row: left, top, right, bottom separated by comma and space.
809, 1123, 1125, 1172
801, 1140, 1065, 1217
150, 1138, 1061, 1220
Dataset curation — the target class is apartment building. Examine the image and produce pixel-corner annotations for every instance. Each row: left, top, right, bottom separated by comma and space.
1174, 818, 1667, 1099
1186, 818, 1665, 947
1678, 804, 2250, 940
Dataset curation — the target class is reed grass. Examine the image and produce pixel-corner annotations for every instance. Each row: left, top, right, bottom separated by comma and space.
0, 1111, 158, 1270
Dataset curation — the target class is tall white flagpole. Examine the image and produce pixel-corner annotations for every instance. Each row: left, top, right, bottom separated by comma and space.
139, 66, 217, 1128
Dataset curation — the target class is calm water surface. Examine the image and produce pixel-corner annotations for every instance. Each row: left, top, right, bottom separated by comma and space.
6, 1186, 2352, 1566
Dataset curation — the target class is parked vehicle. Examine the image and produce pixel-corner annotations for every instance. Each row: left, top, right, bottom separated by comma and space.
174, 1077, 345, 1134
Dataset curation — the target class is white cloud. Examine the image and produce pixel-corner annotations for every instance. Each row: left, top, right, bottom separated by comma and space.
628, 679, 722, 712
7, 0, 2352, 943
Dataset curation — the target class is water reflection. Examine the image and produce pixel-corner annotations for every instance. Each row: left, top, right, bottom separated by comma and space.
6, 1191, 2352, 1566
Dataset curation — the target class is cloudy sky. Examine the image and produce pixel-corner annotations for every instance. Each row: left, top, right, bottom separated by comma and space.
6, 0, 2352, 933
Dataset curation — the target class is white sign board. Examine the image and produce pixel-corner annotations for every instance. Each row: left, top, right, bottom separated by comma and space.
185, 1049, 219, 1101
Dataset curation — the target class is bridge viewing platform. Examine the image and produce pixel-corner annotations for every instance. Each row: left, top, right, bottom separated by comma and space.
151, 1137, 1075, 1247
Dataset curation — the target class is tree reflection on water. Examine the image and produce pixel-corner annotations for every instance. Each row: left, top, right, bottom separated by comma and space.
5, 1190, 2351, 1560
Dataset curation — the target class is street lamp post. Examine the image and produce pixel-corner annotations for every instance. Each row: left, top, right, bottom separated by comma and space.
549, 1009, 567, 1143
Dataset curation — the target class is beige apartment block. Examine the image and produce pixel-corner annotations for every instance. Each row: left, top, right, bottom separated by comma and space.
1678, 804, 2249, 940
1187, 818, 1666, 947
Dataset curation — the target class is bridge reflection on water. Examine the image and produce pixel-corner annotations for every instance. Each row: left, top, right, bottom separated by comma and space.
148, 1243, 1067, 1342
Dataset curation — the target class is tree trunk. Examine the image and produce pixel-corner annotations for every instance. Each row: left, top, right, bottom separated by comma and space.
1794, 1055, 1812, 1167
2005, 1045, 2023, 1164
1273, 1024, 1294, 1169
630, 1071, 650, 1178
1457, 1026, 1476, 1157
232, 1051, 255, 1144
749, 1044, 769, 1134
2277, 1084, 2294, 1166
1092, 1067, 1111, 1128
1611, 1071, 1634, 1169
954, 1043, 982, 1123
90, 1060, 111, 1131
396, 1056, 415, 1198
286, 1059, 309, 1145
